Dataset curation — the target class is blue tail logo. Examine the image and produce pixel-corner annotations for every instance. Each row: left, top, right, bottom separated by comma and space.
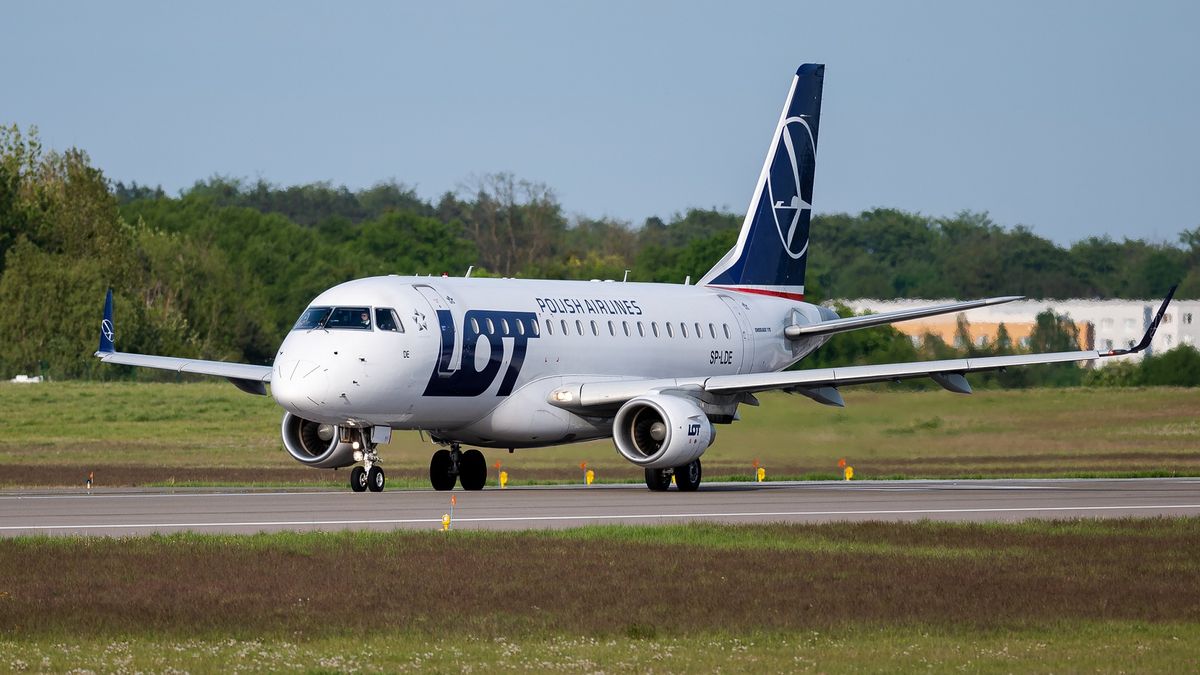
769, 116, 816, 259
700, 63, 824, 302
98, 288, 115, 354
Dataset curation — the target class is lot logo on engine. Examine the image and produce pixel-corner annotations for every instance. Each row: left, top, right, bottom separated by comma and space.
424, 309, 540, 397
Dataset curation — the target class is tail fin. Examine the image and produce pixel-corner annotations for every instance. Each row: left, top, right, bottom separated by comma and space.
699, 63, 824, 301
98, 288, 114, 354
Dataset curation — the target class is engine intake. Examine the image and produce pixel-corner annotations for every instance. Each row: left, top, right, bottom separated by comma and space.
613, 395, 714, 469
281, 412, 357, 469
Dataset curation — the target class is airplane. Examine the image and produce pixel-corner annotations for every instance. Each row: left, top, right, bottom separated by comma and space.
95, 63, 1176, 493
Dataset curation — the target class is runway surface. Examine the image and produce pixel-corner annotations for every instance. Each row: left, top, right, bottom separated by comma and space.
3, 478, 1200, 537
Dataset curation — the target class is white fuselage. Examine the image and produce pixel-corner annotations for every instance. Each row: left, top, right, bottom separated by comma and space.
270, 276, 830, 448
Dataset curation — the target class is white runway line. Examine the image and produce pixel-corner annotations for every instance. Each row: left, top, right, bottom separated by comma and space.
4, 503, 1200, 532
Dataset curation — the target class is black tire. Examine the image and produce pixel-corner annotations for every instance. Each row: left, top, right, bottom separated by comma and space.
350, 466, 368, 492
460, 449, 487, 490
675, 458, 702, 492
644, 468, 671, 491
430, 449, 455, 490
367, 466, 385, 492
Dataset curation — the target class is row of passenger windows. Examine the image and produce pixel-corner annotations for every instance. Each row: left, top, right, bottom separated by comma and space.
544, 319, 732, 340
292, 306, 405, 333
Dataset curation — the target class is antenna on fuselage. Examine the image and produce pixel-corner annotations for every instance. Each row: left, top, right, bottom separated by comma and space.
684, 275, 691, 285
465, 266, 474, 278
623, 270, 630, 282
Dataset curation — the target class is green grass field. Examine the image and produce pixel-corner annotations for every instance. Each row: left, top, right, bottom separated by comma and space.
2, 381, 1199, 486
2, 519, 1198, 671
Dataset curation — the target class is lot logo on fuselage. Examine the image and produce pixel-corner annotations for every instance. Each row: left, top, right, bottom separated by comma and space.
423, 309, 540, 397
767, 116, 815, 260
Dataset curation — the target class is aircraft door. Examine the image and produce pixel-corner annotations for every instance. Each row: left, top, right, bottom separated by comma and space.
718, 295, 755, 374
414, 284, 460, 373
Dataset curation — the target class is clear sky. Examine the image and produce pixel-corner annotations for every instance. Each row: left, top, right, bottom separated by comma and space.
8, 1, 1199, 245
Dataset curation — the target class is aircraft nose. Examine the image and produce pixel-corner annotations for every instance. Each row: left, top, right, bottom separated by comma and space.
272, 359, 330, 413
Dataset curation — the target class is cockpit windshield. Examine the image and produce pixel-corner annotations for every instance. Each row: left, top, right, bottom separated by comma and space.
325, 307, 373, 330
292, 306, 375, 331
293, 306, 331, 330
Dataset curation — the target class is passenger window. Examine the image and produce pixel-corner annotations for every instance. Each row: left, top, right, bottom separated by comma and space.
623, 321, 631, 337
590, 320, 598, 336
576, 319, 584, 336
561, 319, 569, 335
325, 307, 372, 330
470, 318, 480, 334
530, 319, 539, 336
608, 320, 615, 336
545, 319, 553, 336
723, 324, 731, 339
652, 322, 660, 338
293, 306, 331, 330
666, 323, 674, 338
375, 308, 404, 332
680, 323, 688, 338
486, 318, 495, 335
516, 319, 525, 336
501, 318, 510, 335
695, 322, 702, 339
637, 322, 645, 337
709, 323, 716, 339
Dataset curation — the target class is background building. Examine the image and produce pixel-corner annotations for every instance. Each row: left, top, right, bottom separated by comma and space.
838, 298, 1199, 364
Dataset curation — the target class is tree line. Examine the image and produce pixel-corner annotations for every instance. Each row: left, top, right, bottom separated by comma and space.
2, 124, 1198, 382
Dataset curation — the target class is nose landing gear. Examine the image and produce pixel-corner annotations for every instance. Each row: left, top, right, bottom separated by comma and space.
347, 428, 385, 492
429, 442, 488, 491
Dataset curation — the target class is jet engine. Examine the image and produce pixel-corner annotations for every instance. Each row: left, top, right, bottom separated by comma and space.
280, 412, 357, 469
612, 395, 714, 469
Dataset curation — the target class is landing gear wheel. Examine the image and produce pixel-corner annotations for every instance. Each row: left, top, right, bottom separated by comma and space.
350, 466, 368, 492
460, 449, 487, 491
367, 466, 386, 492
674, 459, 702, 492
644, 468, 671, 491
430, 449, 455, 491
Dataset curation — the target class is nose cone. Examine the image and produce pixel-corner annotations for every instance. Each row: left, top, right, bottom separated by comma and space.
272, 359, 330, 415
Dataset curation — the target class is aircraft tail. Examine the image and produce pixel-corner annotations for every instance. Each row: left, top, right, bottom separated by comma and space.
699, 63, 824, 301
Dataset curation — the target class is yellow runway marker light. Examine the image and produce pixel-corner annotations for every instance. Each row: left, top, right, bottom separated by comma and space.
441, 513, 450, 531
844, 466, 854, 481
586, 469, 595, 486
499, 470, 508, 488
757, 467, 766, 482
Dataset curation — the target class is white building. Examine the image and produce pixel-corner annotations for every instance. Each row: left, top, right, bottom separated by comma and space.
838, 297, 1199, 364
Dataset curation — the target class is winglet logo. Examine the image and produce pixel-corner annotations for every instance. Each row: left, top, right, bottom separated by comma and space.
101, 319, 114, 343
767, 117, 815, 260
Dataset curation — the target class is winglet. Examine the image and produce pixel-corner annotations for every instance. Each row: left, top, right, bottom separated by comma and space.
98, 288, 115, 354
1104, 285, 1177, 356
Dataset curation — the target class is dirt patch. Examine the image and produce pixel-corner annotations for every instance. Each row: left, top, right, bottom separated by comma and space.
1, 520, 1198, 638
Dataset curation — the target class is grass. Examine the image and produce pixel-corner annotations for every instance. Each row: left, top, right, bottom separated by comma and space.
2, 381, 1199, 487
4, 624, 1199, 672
2, 519, 1199, 670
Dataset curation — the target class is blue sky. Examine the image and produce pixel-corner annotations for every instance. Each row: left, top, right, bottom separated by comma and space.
8, 1, 1199, 244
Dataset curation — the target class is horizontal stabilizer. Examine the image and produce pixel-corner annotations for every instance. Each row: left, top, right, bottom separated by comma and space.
785, 296, 1023, 339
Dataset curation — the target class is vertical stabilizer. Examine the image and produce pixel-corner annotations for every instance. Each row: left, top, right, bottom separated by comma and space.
699, 63, 824, 301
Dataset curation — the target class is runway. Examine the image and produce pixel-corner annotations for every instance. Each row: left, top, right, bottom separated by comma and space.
2, 478, 1199, 537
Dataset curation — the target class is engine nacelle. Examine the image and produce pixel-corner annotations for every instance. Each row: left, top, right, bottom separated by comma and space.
281, 412, 357, 469
612, 395, 714, 469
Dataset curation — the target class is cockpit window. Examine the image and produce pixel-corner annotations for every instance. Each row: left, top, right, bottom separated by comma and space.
325, 307, 373, 330
293, 306, 332, 330
376, 308, 404, 332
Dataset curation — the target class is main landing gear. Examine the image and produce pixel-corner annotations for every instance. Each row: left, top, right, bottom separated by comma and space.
644, 458, 702, 492
348, 429, 385, 493
429, 442, 487, 491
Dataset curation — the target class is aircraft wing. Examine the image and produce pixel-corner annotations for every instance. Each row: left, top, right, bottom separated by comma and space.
550, 286, 1176, 411
785, 295, 1024, 339
94, 290, 273, 395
